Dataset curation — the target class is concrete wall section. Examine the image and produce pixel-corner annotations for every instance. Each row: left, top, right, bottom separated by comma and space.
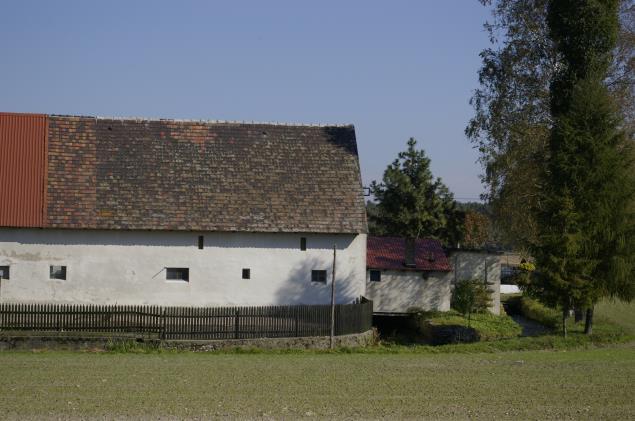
448, 250, 501, 315
0, 229, 367, 306
365, 270, 452, 313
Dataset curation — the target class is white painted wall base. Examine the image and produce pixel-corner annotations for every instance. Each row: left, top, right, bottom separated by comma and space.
0, 229, 367, 306
365, 270, 452, 313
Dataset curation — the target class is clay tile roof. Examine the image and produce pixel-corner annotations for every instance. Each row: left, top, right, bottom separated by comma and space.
9, 113, 368, 233
367, 236, 452, 272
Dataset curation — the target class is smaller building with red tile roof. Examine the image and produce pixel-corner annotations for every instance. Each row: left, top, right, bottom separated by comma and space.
366, 236, 451, 272
366, 236, 502, 315
365, 236, 453, 314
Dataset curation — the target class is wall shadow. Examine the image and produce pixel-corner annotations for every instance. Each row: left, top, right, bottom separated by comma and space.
368, 272, 450, 312
272, 256, 362, 305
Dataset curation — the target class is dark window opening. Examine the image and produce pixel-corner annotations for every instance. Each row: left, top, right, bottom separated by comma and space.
300, 237, 307, 251
311, 270, 327, 283
370, 270, 381, 282
50, 265, 67, 280
242, 268, 250, 279
501, 265, 520, 282
0, 266, 9, 280
198, 235, 204, 250
166, 267, 189, 282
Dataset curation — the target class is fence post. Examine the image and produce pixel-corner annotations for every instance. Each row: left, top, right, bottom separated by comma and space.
294, 309, 299, 337
234, 309, 240, 339
160, 307, 166, 340
56, 305, 61, 333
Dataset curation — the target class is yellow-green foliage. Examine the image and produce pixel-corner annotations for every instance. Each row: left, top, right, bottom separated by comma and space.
518, 261, 535, 271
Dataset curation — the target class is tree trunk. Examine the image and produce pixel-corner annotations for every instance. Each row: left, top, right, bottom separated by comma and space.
562, 307, 568, 338
584, 306, 594, 335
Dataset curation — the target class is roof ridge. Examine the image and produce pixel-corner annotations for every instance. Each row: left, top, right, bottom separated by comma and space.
49, 114, 354, 128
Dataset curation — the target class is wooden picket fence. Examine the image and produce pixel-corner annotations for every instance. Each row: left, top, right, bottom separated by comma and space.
0, 298, 373, 340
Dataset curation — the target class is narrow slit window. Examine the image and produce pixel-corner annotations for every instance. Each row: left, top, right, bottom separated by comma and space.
166, 267, 189, 282
198, 235, 204, 250
311, 270, 327, 283
0, 266, 9, 280
242, 268, 250, 279
300, 237, 307, 251
50, 265, 67, 280
370, 270, 381, 282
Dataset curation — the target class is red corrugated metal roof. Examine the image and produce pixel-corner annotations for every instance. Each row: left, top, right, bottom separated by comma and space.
0, 112, 47, 227
367, 236, 452, 272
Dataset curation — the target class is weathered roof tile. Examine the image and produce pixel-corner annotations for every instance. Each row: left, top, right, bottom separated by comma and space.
45, 115, 367, 233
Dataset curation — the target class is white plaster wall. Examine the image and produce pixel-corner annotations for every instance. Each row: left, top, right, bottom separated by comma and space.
0, 229, 367, 306
448, 250, 501, 315
365, 270, 452, 313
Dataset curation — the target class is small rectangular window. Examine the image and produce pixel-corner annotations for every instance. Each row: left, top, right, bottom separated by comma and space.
300, 237, 307, 251
166, 267, 189, 282
370, 270, 381, 282
242, 268, 250, 279
0, 266, 9, 280
50, 265, 66, 280
311, 270, 327, 283
198, 235, 204, 250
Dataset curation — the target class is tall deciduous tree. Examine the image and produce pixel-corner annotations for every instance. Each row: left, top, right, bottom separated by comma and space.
467, 0, 634, 250
531, 0, 635, 335
369, 138, 464, 246
462, 211, 491, 249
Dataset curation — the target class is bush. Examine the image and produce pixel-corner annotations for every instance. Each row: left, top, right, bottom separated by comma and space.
519, 297, 560, 329
105, 339, 168, 353
451, 279, 492, 321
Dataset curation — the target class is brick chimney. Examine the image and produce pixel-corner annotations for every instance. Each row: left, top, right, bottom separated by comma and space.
404, 237, 416, 268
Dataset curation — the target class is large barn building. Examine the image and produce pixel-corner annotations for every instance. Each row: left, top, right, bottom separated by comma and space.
0, 112, 368, 306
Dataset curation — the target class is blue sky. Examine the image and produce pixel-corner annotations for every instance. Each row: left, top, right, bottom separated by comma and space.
0, 1, 491, 201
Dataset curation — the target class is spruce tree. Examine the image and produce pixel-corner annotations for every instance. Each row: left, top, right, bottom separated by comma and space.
369, 138, 463, 245
531, 0, 635, 335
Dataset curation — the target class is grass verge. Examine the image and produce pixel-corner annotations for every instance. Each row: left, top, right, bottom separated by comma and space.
94, 328, 630, 356
505, 295, 632, 337
417, 310, 522, 341
595, 299, 635, 335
